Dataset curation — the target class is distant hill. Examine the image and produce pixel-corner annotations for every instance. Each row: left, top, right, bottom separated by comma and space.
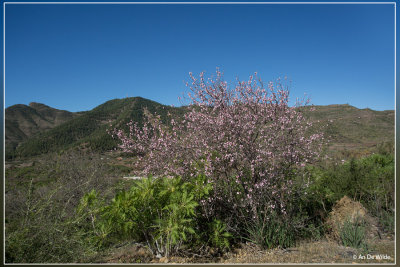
302, 104, 394, 156
7, 97, 186, 159
5, 98, 394, 159
5, 102, 78, 156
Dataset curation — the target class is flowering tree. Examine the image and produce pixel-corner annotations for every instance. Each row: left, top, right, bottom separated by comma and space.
111, 69, 323, 227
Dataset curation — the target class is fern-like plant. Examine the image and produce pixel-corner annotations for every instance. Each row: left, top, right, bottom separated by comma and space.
77, 175, 204, 257
208, 219, 232, 251
76, 189, 112, 248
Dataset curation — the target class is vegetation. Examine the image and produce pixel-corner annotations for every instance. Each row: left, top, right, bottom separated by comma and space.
78, 176, 205, 257
338, 216, 367, 250
306, 152, 395, 233
4, 72, 394, 263
5, 150, 394, 263
5, 148, 394, 263
244, 210, 295, 249
5, 151, 126, 263
112, 71, 324, 245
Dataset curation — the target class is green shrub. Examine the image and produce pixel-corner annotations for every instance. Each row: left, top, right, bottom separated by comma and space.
338, 216, 367, 249
78, 176, 205, 257
378, 210, 394, 234
208, 219, 232, 251
5, 184, 91, 263
153, 182, 198, 257
76, 189, 112, 248
243, 210, 295, 249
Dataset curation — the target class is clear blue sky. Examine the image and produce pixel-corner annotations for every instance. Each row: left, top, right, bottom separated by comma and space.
4, 2, 395, 112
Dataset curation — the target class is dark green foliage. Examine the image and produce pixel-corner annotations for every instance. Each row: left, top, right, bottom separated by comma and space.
75, 174, 236, 258
15, 113, 107, 156
76, 189, 112, 248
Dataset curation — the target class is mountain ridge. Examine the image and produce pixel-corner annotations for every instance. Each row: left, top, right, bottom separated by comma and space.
5, 102, 80, 156
6, 97, 187, 158
5, 97, 394, 159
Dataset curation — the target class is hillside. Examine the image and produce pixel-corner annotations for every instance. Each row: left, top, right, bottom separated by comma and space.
8, 97, 186, 158
302, 104, 394, 156
5, 102, 78, 156
5, 99, 394, 159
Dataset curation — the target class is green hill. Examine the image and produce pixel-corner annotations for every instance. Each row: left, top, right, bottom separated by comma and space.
10, 97, 185, 158
5, 102, 78, 157
6, 99, 394, 160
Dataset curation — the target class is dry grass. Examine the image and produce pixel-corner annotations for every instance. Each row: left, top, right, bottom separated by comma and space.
102, 243, 154, 264
96, 236, 395, 264
218, 238, 395, 264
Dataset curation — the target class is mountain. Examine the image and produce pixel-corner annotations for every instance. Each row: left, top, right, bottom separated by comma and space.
5, 102, 79, 156
5, 98, 394, 159
7, 97, 186, 158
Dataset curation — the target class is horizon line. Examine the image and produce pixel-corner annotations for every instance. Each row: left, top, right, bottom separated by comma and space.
4, 97, 395, 113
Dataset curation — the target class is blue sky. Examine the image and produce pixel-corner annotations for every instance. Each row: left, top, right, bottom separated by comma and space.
4, 2, 395, 112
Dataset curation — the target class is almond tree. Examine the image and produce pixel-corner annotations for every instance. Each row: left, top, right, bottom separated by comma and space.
111, 69, 323, 227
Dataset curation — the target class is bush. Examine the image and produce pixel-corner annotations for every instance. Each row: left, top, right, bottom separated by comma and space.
338, 215, 367, 249
244, 210, 295, 249
378, 210, 394, 235
207, 219, 232, 251
5, 181, 92, 263
78, 176, 210, 258
5, 151, 123, 263
111, 70, 323, 239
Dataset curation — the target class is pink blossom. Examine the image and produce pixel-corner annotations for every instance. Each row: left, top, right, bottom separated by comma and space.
110, 69, 323, 220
